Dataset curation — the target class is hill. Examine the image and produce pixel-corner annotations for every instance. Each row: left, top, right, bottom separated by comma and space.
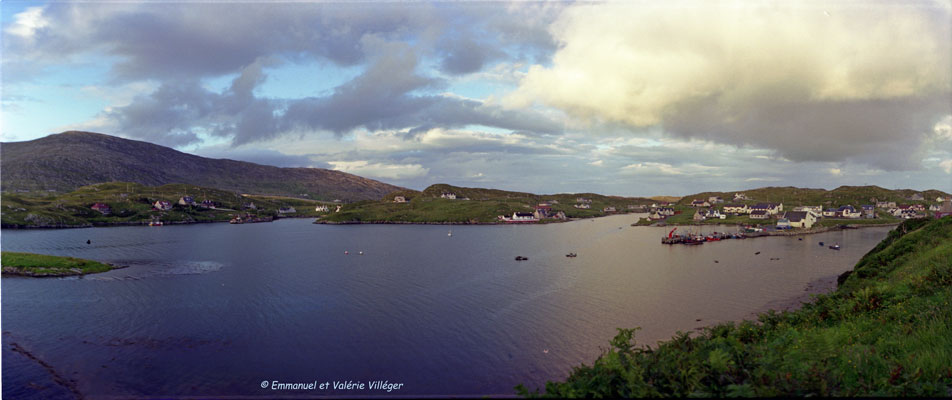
0, 131, 403, 201
678, 186, 949, 207
1, 181, 329, 228
321, 183, 654, 223
520, 217, 952, 397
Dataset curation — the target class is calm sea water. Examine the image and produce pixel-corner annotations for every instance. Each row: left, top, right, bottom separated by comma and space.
1, 216, 892, 398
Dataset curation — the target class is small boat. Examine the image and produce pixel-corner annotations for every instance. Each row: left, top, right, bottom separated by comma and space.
829, 244, 841, 250
149, 221, 164, 226
515, 256, 528, 261
754, 251, 761, 255
819, 242, 824, 246
448, 230, 452, 237
566, 253, 577, 258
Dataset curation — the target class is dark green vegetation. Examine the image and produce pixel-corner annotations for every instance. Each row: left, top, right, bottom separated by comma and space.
1, 182, 330, 228
1, 131, 403, 201
1, 252, 117, 276
320, 184, 652, 223
519, 217, 952, 397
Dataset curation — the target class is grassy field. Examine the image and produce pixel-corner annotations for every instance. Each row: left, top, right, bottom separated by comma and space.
1, 251, 117, 276
519, 217, 952, 397
1, 182, 331, 228
321, 184, 652, 223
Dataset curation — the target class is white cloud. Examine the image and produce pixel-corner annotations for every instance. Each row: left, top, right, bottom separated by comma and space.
5, 7, 49, 39
830, 168, 843, 176
935, 115, 952, 141
328, 160, 429, 180
589, 159, 603, 166
744, 177, 781, 182
504, 2, 951, 170
940, 159, 952, 174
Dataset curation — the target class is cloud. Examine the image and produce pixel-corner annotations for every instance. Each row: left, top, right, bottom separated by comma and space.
438, 37, 504, 75
328, 160, 429, 180
506, 2, 952, 170
4, 6, 48, 39
940, 159, 952, 174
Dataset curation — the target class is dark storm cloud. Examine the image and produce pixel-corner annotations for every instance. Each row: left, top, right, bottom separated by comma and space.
662, 94, 950, 170
438, 38, 504, 76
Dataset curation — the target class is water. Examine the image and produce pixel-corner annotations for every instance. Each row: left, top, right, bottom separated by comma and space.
1, 216, 892, 398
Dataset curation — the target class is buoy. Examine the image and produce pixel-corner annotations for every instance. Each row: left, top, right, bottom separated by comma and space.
344, 251, 349, 255
358, 251, 364, 255
755, 251, 761, 255
86, 240, 91, 244
543, 349, 549, 354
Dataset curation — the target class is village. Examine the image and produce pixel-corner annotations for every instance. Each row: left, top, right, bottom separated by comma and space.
644, 192, 952, 231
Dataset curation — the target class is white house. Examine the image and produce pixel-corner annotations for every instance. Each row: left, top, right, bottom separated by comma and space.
690, 199, 711, 207
750, 203, 783, 215
750, 210, 769, 219
783, 211, 816, 228
278, 206, 296, 214
657, 207, 676, 216
603, 206, 617, 212
178, 196, 196, 206
153, 200, 173, 211
794, 205, 822, 214
838, 205, 861, 219
315, 205, 329, 212
393, 196, 407, 203
576, 197, 592, 204
511, 212, 538, 222
722, 204, 749, 214
708, 196, 724, 204
574, 203, 591, 209
441, 193, 457, 199
734, 193, 748, 200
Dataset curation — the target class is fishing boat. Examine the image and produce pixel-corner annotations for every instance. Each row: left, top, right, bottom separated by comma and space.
515, 256, 528, 261
566, 253, 577, 258
829, 244, 841, 250
448, 230, 452, 237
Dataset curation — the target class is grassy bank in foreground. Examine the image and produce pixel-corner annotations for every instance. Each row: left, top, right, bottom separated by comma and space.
1, 252, 118, 277
520, 217, 952, 397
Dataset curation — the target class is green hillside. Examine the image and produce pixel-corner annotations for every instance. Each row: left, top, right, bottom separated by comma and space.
321, 183, 653, 223
1, 182, 330, 228
678, 186, 948, 208
519, 217, 952, 397
1, 131, 403, 201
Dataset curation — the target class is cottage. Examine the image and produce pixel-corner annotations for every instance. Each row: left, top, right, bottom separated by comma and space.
511, 212, 538, 222
553, 211, 567, 220
657, 207, 675, 216
690, 199, 711, 207
693, 209, 707, 221
734, 193, 748, 200
440, 193, 457, 199
929, 204, 941, 212
794, 205, 822, 214
722, 203, 749, 214
153, 200, 173, 211
708, 196, 724, 204
861, 205, 875, 218
707, 208, 725, 219
576, 197, 592, 204
178, 196, 196, 206
393, 196, 408, 203
823, 208, 838, 217
749, 210, 769, 220
315, 205, 330, 212
90, 202, 111, 215
603, 206, 617, 212
750, 202, 782, 215
876, 201, 897, 209
783, 211, 816, 229
278, 206, 296, 214
534, 205, 553, 219
937, 196, 949, 203
934, 199, 952, 219
837, 205, 861, 219
574, 203, 591, 209
199, 200, 217, 209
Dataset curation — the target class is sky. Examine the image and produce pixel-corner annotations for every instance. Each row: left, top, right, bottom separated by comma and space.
2, 0, 950, 197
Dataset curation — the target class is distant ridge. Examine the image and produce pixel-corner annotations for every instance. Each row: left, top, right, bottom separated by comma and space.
0, 131, 404, 201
